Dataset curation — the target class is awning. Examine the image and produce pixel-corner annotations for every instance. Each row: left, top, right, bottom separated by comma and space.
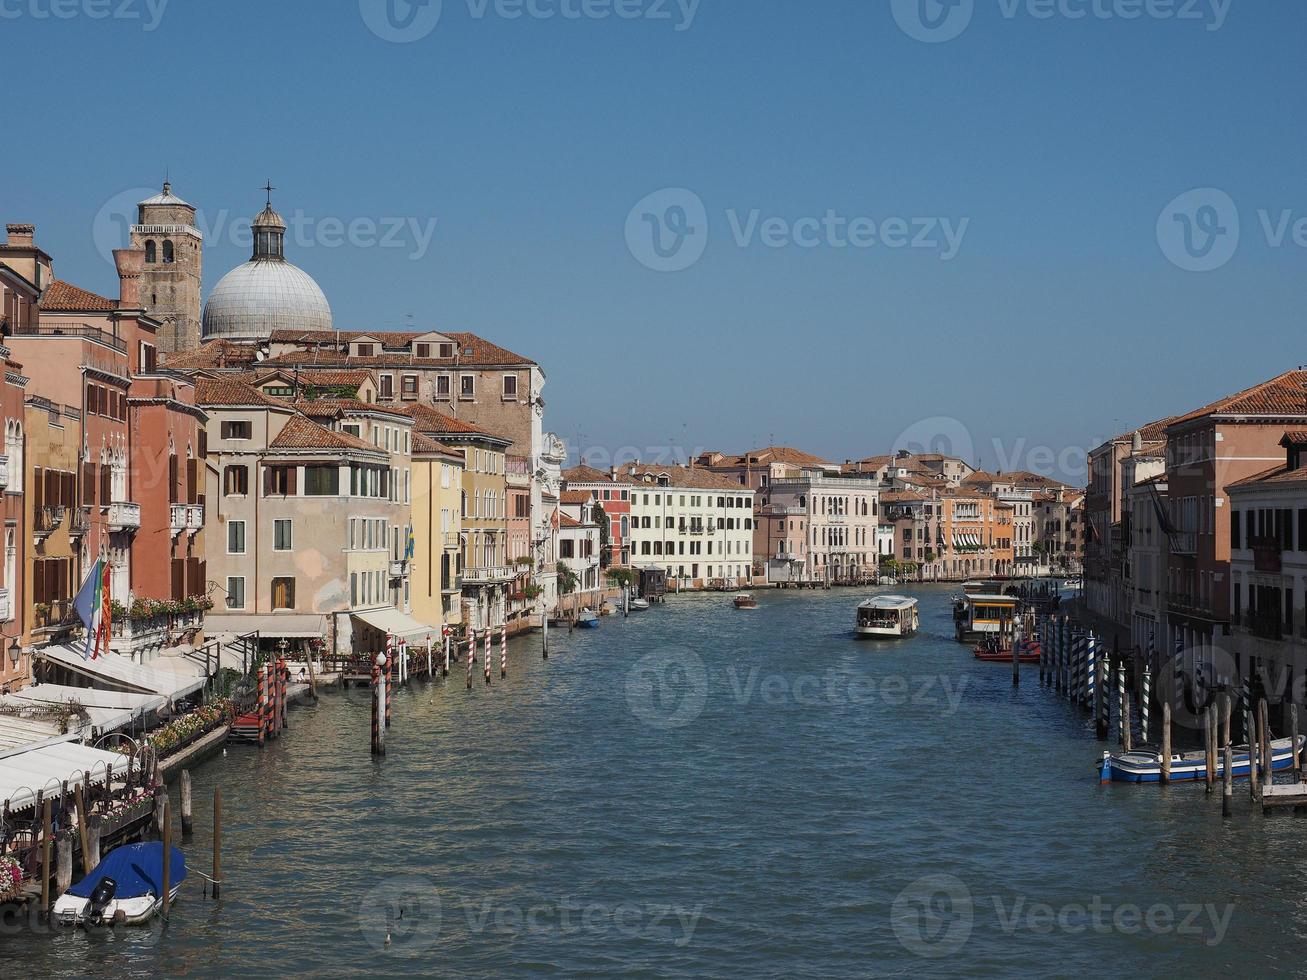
351, 608, 439, 642
0, 714, 63, 751
36, 646, 206, 700
0, 740, 141, 812
204, 613, 328, 639
2, 684, 165, 735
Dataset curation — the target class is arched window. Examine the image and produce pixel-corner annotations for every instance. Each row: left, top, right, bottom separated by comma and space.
144, 240, 157, 263
162, 240, 175, 264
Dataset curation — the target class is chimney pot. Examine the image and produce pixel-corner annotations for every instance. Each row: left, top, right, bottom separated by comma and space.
113, 247, 146, 308
5, 224, 34, 246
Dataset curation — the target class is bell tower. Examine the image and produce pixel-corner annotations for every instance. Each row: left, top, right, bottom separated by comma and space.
130, 182, 203, 354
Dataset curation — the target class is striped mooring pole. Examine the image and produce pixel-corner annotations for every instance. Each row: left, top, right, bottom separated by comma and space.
444, 632, 451, 677
1141, 662, 1151, 744
370, 659, 383, 756
484, 630, 492, 685
1038, 616, 1047, 687
1086, 632, 1097, 714
257, 663, 267, 749
466, 633, 473, 689
385, 652, 393, 728
500, 624, 508, 679
1117, 660, 1127, 746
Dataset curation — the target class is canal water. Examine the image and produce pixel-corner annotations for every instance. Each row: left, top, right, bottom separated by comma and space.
4, 586, 1305, 977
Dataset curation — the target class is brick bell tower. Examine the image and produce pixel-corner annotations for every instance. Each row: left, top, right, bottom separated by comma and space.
130, 182, 203, 354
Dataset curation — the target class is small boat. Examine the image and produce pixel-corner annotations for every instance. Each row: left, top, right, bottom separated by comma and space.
954, 592, 1019, 644
974, 637, 1041, 663
628, 593, 650, 611
877, 576, 899, 587
733, 593, 759, 609
53, 842, 186, 927
575, 608, 600, 628
1099, 735, 1306, 784
855, 596, 919, 638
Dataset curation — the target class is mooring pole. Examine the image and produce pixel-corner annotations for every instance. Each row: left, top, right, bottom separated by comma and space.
212, 786, 223, 899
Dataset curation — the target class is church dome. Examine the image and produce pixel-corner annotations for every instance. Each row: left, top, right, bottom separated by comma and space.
201, 192, 332, 341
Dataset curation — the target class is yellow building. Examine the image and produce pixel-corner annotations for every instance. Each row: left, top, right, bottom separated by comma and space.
410, 432, 465, 633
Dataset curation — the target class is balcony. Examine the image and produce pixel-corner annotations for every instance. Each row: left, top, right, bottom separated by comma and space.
444, 532, 462, 551
462, 565, 514, 584
389, 559, 409, 578
1167, 592, 1220, 621
0, 588, 10, 622
34, 597, 72, 631
14, 321, 127, 353
0, 454, 8, 490
1250, 536, 1283, 574
34, 505, 65, 538
1171, 531, 1197, 555
1240, 611, 1287, 642
107, 501, 142, 532
171, 503, 187, 535
441, 575, 463, 595
187, 504, 204, 531
68, 505, 91, 538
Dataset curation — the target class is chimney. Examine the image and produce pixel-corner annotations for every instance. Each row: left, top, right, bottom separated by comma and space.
113, 247, 146, 308
5, 223, 34, 247
1131, 430, 1143, 453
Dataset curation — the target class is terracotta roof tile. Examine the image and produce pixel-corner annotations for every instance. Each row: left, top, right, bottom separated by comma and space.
563, 464, 637, 485
268, 415, 377, 453
195, 377, 287, 408
558, 513, 583, 529
618, 464, 754, 492
1169, 371, 1307, 428
163, 341, 260, 371
38, 279, 116, 312
411, 432, 461, 457
560, 490, 593, 505
265, 329, 536, 367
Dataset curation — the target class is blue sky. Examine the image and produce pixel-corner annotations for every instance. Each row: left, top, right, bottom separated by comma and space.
3, 0, 1304, 483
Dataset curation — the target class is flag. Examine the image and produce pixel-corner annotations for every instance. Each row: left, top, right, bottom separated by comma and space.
405, 525, 415, 561
96, 560, 112, 660
72, 558, 104, 661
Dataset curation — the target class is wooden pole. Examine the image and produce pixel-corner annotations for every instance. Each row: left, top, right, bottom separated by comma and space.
1159, 699, 1170, 783
87, 814, 101, 871
1248, 702, 1259, 801
543, 611, 549, 659
386, 652, 394, 727
1204, 703, 1215, 793
180, 769, 194, 839
55, 831, 73, 897
1011, 622, 1020, 687
74, 784, 92, 872
40, 799, 51, 917
1222, 692, 1233, 818
212, 787, 222, 899
160, 798, 172, 920
1292, 701, 1301, 783
371, 661, 383, 755
1260, 698, 1272, 800
1038, 616, 1046, 687
306, 642, 319, 699
153, 786, 167, 841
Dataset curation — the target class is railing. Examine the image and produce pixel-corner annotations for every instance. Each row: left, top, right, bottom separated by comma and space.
187, 504, 204, 530
35, 597, 72, 630
1242, 611, 1286, 642
444, 532, 462, 549
34, 505, 65, 534
1171, 531, 1197, 555
1250, 536, 1283, 574
441, 575, 463, 594
170, 503, 188, 534
14, 322, 127, 353
108, 500, 142, 531
0, 588, 10, 623
389, 559, 409, 577
463, 565, 513, 583
68, 505, 91, 537
0, 454, 8, 490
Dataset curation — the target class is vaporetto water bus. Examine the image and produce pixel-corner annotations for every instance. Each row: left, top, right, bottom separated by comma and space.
855, 596, 919, 638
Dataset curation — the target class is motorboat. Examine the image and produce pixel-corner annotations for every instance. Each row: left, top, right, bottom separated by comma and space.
733, 593, 759, 609
53, 842, 186, 927
954, 592, 1019, 644
1099, 735, 1305, 784
575, 608, 600, 628
855, 596, 919, 638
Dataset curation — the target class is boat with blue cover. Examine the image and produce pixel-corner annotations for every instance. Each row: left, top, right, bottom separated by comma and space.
1099, 735, 1305, 784
52, 842, 186, 926
575, 608, 600, 628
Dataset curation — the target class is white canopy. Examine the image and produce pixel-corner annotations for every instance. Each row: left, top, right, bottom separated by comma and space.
352, 608, 439, 643
1, 684, 164, 735
0, 740, 139, 812
204, 613, 327, 639
36, 646, 206, 700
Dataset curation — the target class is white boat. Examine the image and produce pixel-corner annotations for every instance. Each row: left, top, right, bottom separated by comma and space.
628, 596, 651, 611
856, 595, 919, 638
53, 842, 186, 927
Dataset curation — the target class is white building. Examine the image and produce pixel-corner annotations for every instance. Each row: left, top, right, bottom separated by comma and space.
622, 464, 755, 589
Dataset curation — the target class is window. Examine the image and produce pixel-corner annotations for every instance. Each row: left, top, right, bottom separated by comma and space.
274, 519, 293, 551
227, 520, 246, 555
271, 577, 295, 610
226, 577, 246, 609
439, 343, 454, 358
460, 375, 475, 398
162, 239, 175, 264
402, 375, 418, 399
140, 343, 157, 372
436, 374, 451, 397
265, 466, 296, 496
503, 375, 518, 398
224, 465, 249, 496
415, 343, 431, 358
304, 465, 340, 496
222, 420, 252, 440
342, 423, 361, 439
379, 375, 394, 399
144, 240, 157, 263
356, 343, 375, 357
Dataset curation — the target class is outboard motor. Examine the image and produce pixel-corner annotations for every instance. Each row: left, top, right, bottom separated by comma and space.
88, 877, 117, 926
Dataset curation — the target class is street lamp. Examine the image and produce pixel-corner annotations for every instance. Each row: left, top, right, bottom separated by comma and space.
6, 637, 20, 670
